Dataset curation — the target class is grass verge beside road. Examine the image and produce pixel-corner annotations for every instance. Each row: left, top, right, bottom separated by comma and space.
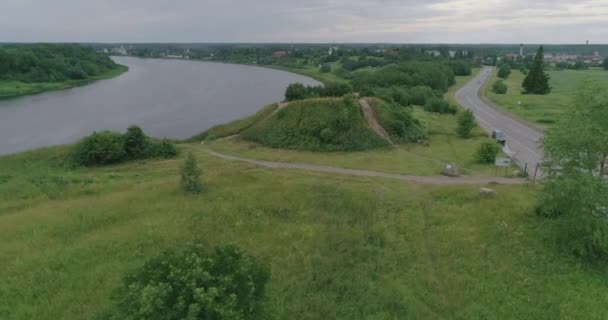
484, 69, 608, 126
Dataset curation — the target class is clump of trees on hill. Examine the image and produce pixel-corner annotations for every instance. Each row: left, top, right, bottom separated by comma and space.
522, 46, 551, 95
0, 44, 121, 83
71, 126, 177, 166
101, 244, 270, 320
284, 82, 352, 101
497, 64, 511, 79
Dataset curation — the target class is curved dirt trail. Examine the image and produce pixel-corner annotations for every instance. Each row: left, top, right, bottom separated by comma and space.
359, 99, 395, 146
205, 149, 527, 186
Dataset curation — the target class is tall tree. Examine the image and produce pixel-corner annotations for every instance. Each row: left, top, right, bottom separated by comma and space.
522, 46, 551, 94
603, 57, 608, 70
538, 84, 608, 260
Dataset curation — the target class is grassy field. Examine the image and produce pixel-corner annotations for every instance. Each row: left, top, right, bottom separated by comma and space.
0, 65, 128, 100
485, 69, 608, 125
1, 144, 608, 319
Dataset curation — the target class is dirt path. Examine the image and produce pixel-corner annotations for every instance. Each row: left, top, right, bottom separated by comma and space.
205, 149, 527, 186
359, 99, 396, 146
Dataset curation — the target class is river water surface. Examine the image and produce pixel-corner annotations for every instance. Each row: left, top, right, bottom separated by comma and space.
0, 57, 320, 156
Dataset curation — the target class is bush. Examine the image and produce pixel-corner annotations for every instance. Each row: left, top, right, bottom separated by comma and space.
497, 64, 511, 79
180, 152, 202, 194
456, 110, 476, 138
284, 82, 352, 102
424, 98, 457, 114
408, 86, 436, 106
474, 141, 501, 163
449, 61, 472, 76
492, 80, 508, 94
124, 125, 148, 159
285, 83, 308, 101
71, 126, 177, 166
103, 244, 270, 320
320, 63, 331, 73
71, 131, 127, 166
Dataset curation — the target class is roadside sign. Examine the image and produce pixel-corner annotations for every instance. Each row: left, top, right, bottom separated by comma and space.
495, 158, 511, 167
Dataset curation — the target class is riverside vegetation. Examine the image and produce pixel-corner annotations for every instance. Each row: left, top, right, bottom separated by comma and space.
0, 44, 126, 99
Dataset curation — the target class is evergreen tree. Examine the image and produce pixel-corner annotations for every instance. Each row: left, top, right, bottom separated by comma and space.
522, 46, 551, 95
180, 152, 203, 194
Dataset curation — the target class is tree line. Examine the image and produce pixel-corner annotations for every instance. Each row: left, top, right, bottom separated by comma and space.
0, 44, 120, 83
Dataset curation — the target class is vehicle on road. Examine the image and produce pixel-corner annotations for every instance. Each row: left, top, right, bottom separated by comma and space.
491, 130, 506, 145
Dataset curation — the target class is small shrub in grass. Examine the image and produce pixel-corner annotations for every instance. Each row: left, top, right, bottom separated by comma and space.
180, 152, 202, 194
102, 244, 270, 320
475, 141, 501, 164
71, 131, 127, 166
457, 110, 477, 138
492, 80, 508, 94
424, 98, 457, 114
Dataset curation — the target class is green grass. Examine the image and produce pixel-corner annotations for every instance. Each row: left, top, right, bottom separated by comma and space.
485, 69, 608, 125
242, 97, 388, 151
208, 105, 510, 177
1, 144, 608, 319
0, 65, 128, 100
189, 103, 279, 141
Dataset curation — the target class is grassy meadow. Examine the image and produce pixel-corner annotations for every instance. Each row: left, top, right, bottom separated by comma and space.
0, 65, 128, 100
1, 144, 608, 319
485, 68, 608, 126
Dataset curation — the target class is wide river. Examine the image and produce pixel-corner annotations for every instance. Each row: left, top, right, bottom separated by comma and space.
0, 57, 320, 156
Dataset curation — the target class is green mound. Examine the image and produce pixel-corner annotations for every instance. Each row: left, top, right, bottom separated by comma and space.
367, 98, 426, 143
242, 97, 389, 151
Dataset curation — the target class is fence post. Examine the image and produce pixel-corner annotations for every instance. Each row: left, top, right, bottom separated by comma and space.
533, 164, 539, 183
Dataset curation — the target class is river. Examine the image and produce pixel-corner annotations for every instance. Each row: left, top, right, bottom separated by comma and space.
0, 57, 320, 156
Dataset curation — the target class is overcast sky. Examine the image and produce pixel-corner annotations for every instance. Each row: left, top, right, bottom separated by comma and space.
1, 0, 607, 43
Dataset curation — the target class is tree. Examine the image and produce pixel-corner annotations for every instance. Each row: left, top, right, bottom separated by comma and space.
603, 57, 608, 70
124, 125, 148, 159
320, 63, 331, 73
497, 64, 511, 79
522, 46, 551, 94
537, 84, 608, 261
180, 152, 202, 194
284, 83, 308, 101
491, 80, 507, 94
457, 110, 476, 138
104, 244, 270, 320
474, 141, 500, 163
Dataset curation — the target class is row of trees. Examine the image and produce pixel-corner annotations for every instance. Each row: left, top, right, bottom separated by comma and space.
0, 44, 120, 83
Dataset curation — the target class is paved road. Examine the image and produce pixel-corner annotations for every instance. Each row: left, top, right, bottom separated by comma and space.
205, 150, 527, 186
455, 67, 544, 175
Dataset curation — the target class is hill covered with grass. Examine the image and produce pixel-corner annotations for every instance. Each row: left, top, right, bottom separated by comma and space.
0, 44, 127, 99
241, 97, 389, 151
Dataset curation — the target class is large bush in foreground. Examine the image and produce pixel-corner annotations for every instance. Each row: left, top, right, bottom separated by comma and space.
475, 141, 501, 163
71, 126, 177, 166
103, 244, 270, 320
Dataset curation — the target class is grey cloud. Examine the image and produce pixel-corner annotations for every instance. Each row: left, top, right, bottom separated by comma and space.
0, 0, 606, 43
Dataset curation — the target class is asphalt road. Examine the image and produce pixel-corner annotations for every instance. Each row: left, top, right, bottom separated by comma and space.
455, 67, 544, 176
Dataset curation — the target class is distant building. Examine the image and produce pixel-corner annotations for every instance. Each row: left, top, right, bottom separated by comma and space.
519, 44, 524, 57
273, 51, 288, 58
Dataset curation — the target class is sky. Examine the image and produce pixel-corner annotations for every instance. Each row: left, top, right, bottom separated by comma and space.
1, 0, 607, 43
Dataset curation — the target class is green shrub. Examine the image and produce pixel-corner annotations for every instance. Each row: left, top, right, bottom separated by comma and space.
457, 110, 477, 138
284, 82, 352, 102
424, 98, 457, 114
369, 99, 426, 143
408, 86, 436, 106
474, 141, 501, 163
71, 131, 127, 166
145, 139, 178, 159
320, 63, 331, 73
103, 244, 270, 320
124, 125, 148, 159
492, 80, 508, 94
180, 152, 202, 194
497, 64, 511, 79
71, 126, 177, 166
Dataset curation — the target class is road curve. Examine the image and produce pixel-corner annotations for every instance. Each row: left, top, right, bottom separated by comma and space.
455, 67, 544, 174
205, 150, 527, 186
